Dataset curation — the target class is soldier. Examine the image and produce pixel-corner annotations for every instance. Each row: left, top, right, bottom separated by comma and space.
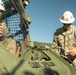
53, 11, 76, 70
0, 0, 16, 56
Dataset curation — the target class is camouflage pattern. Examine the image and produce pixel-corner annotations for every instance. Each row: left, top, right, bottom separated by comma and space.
0, 22, 9, 36
0, 22, 16, 56
1, 38, 16, 56
53, 25, 76, 70
53, 25, 76, 55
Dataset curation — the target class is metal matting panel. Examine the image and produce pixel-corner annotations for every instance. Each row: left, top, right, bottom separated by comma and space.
6, 13, 23, 41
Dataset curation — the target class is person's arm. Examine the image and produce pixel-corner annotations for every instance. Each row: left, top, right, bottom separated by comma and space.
24, 38, 28, 46
52, 34, 59, 54
16, 46, 21, 57
16, 45, 21, 57
68, 27, 76, 56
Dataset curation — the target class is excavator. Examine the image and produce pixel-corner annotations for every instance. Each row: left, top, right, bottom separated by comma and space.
0, 0, 76, 75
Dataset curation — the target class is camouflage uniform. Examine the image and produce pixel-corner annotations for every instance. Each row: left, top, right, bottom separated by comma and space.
53, 25, 76, 69
0, 22, 16, 56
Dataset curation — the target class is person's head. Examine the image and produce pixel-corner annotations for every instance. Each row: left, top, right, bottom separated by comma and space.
0, 0, 6, 41
0, 11, 3, 19
0, 0, 5, 19
60, 11, 75, 30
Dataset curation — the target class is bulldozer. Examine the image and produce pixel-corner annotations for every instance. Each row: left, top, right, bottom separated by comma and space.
0, 0, 76, 75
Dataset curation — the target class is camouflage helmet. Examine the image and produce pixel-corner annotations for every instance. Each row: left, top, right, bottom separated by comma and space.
0, 22, 9, 36
60, 11, 75, 24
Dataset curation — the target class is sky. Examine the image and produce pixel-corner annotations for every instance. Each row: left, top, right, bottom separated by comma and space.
26, 0, 76, 43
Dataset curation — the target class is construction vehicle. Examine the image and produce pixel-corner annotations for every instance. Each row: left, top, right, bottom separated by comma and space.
0, 0, 76, 75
